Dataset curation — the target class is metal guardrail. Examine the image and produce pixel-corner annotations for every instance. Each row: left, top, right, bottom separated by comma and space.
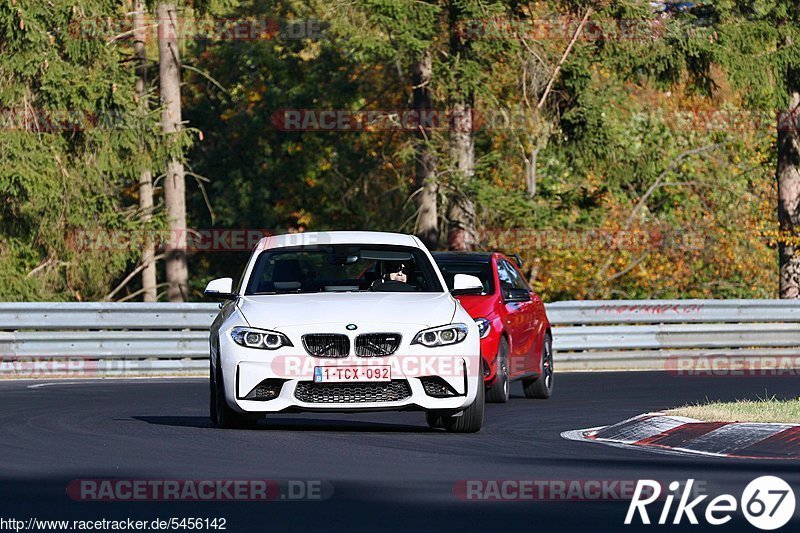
547, 300, 800, 370
0, 300, 797, 375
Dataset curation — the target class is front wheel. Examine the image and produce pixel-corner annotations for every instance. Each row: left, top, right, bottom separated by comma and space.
442, 380, 485, 433
210, 357, 259, 429
522, 333, 553, 399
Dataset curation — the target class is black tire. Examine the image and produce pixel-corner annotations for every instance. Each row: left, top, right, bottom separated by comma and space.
425, 411, 443, 429
486, 337, 510, 403
210, 356, 259, 429
522, 333, 553, 399
442, 378, 485, 433
209, 359, 219, 425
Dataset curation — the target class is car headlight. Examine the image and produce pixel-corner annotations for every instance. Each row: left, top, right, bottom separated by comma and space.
230, 326, 293, 350
411, 323, 469, 347
475, 318, 491, 339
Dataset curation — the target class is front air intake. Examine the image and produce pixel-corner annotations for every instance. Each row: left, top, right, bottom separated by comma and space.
419, 376, 460, 398
294, 380, 412, 403
242, 379, 286, 401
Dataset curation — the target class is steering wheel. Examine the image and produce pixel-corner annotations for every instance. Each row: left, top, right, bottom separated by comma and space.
369, 279, 418, 292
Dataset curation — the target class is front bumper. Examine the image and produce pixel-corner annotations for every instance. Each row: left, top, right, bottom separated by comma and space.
218, 324, 482, 414
480, 328, 502, 385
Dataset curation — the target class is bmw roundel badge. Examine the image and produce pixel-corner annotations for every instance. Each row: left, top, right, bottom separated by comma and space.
346, 324, 357, 331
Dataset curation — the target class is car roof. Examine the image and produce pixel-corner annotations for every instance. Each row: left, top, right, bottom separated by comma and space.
432, 251, 494, 262
255, 231, 420, 251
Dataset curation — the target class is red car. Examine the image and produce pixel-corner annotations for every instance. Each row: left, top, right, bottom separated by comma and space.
433, 252, 553, 403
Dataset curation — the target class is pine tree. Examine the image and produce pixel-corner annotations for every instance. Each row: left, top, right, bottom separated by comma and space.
0, 0, 164, 301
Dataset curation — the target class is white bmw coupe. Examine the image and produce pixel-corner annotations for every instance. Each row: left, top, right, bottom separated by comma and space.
204, 231, 485, 432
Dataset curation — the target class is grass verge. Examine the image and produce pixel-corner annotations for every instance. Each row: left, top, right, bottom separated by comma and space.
666, 395, 800, 424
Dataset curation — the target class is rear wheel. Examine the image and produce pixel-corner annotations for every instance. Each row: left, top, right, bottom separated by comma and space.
522, 333, 553, 399
210, 357, 259, 429
442, 379, 484, 433
486, 337, 510, 403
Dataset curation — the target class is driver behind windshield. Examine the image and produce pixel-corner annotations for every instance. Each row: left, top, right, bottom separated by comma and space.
384, 261, 409, 283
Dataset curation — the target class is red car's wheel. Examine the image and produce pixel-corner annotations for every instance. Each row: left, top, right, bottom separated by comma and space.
523, 333, 553, 399
486, 337, 510, 403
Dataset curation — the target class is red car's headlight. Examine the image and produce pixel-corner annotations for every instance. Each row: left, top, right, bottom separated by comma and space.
474, 318, 491, 339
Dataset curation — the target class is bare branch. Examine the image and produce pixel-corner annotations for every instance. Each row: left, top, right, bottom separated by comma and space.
624, 143, 723, 229
117, 282, 170, 302
537, 8, 592, 111
104, 253, 166, 301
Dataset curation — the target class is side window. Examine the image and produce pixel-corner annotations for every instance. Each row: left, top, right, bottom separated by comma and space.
496, 261, 515, 291
501, 260, 529, 291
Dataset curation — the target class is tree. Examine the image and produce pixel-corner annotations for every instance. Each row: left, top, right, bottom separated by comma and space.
444, 0, 480, 251
778, 44, 800, 298
135, 0, 158, 301
654, 0, 800, 298
157, 2, 189, 301
340, 0, 442, 247
0, 0, 158, 301
412, 49, 439, 249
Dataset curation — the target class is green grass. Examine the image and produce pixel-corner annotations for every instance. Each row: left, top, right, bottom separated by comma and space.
667, 394, 800, 424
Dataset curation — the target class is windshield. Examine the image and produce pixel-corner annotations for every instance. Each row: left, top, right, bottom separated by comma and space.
245, 244, 444, 294
435, 261, 495, 295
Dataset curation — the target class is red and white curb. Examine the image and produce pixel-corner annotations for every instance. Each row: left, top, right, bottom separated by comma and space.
561, 413, 800, 459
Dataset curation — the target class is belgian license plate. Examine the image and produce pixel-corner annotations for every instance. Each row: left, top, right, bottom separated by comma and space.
313, 366, 391, 383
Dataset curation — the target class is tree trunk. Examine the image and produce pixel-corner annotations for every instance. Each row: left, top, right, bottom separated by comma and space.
411, 49, 438, 249
447, 100, 477, 251
445, 3, 477, 251
525, 144, 537, 198
134, 0, 157, 302
778, 83, 800, 298
157, 2, 188, 302
524, 114, 550, 199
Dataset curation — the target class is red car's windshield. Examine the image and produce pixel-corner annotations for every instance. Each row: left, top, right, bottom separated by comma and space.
435, 261, 495, 295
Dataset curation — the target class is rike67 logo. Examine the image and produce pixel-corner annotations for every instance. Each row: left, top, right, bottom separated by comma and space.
626, 477, 796, 530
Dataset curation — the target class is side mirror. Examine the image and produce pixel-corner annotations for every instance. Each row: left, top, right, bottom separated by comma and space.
204, 277, 236, 300
452, 273, 483, 295
504, 288, 531, 303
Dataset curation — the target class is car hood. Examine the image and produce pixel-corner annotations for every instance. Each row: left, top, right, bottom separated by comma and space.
453, 294, 497, 319
237, 292, 457, 329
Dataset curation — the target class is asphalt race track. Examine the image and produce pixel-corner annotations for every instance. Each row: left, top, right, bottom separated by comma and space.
1, 372, 799, 532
